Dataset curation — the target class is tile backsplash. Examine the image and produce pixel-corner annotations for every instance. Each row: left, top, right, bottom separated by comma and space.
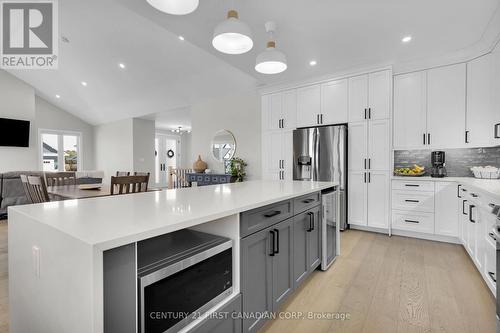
394, 147, 500, 177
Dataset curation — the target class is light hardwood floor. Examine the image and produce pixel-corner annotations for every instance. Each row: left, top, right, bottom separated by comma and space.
263, 229, 496, 333
0, 223, 494, 333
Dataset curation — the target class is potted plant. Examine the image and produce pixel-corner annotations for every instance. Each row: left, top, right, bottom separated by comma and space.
229, 157, 247, 182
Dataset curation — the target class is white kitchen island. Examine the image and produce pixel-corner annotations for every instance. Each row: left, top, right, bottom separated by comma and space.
8, 180, 336, 333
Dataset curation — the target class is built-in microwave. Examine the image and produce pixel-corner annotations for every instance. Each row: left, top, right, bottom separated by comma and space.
137, 230, 233, 333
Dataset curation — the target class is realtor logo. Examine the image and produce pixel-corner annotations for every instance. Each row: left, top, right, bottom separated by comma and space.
0, 0, 58, 69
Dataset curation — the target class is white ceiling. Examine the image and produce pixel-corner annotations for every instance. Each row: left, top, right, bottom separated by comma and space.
142, 107, 192, 131
6, 0, 500, 126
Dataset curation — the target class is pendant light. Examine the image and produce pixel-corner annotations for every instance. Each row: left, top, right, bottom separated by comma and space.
146, 0, 199, 15
212, 10, 253, 55
255, 22, 287, 74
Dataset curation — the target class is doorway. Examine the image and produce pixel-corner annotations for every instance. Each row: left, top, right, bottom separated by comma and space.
155, 134, 180, 187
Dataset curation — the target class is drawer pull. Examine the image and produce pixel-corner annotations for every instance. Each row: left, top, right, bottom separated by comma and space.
405, 184, 419, 187
457, 184, 462, 198
462, 200, 467, 215
488, 271, 497, 283
405, 199, 420, 203
302, 198, 315, 204
404, 219, 420, 224
468, 205, 476, 223
264, 210, 281, 218
470, 193, 479, 198
269, 230, 276, 256
489, 232, 497, 242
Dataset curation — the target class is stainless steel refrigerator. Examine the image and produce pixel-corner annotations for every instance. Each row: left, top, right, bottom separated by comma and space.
292, 125, 347, 230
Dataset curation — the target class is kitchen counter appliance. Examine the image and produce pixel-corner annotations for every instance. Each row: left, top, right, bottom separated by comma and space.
321, 188, 340, 270
430, 151, 447, 178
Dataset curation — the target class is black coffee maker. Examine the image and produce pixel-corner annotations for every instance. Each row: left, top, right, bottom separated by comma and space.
430, 151, 447, 178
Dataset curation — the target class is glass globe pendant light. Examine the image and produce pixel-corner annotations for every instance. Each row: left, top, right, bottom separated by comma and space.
212, 10, 253, 55
255, 22, 287, 74
146, 0, 199, 15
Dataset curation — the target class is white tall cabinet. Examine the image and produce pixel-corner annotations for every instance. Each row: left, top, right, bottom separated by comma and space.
347, 70, 392, 230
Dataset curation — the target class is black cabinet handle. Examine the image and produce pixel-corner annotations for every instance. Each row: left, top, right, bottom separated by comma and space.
423, 133, 426, 145
368, 158, 371, 169
269, 230, 275, 256
273, 229, 279, 254
364, 172, 367, 183
368, 172, 371, 183
495, 123, 500, 139
404, 219, 420, 224
368, 107, 372, 119
364, 108, 367, 120
462, 200, 467, 215
457, 184, 462, 198
428, 133, 431, 145
405, 199, 420, 203
489, 232, 497, 242
364, 158, 367, 169
320, 114, 323, 124
405, 184, 419, 187
264, 210, 281, 218
302, 198, 315, 204
311, 213, 315, 231
306, 212, 313, 232
488, 271, 497, 283
465, 130, 469, 143
470, 193, 479, 198
469, 204, 476, 223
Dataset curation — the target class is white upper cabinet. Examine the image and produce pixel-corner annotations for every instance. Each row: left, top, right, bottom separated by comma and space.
492, 44, 500, 144
262, 90, 297, 131
348, 70, 391, 122
466, 54, 496, 147
368, 70, 392, 120
321, 79, 348, 125
348, 75, 368, 122
297, 85, 321, 127
427, 63, 466, 149
393, 71, 427, 149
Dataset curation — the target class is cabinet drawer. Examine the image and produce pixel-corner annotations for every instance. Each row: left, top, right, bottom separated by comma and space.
392, 180, 435, 192
240, 200, 293, 237
190, 294, 242, 333
293, 192, 321, 214
392, 210, 435, 234
392, 190, 435, 213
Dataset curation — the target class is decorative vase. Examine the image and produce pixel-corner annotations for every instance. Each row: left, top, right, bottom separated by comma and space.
193, 155, 208, 173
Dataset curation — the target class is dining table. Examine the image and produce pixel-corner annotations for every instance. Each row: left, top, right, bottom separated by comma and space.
47, 184, 162, 200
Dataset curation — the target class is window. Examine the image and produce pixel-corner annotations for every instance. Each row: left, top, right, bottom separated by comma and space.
39, 130, 81, 172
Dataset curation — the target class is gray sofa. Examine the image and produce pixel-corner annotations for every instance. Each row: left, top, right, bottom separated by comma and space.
0, 172, 103, 219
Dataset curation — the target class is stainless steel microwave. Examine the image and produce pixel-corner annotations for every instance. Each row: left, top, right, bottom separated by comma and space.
137, 230, 233, 333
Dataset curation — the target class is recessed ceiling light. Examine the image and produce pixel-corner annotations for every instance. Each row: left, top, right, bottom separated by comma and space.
81, 81, 87, 87
402, 36, 412, 43
55, 94, 60, 99
118, 63, 126, 69
309, 60, 317, 66
178, 35, 185, 41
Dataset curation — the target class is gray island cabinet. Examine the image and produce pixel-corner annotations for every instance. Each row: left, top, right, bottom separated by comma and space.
240, 192, 323, 333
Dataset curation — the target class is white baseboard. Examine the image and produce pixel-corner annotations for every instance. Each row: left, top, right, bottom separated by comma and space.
390, 229, 461, 244
349, 225, 461, 244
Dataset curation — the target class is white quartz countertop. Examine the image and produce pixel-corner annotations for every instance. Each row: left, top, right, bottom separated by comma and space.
392, 176, 500, 200
9, 180, 336, 250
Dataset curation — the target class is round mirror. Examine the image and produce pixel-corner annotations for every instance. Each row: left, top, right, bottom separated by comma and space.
211, 130, 236, 162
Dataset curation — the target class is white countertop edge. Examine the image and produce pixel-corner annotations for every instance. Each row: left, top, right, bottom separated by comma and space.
10, 181, 338, 251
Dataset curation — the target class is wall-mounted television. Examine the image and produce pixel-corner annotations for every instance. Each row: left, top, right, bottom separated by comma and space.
0, 118, 30, 147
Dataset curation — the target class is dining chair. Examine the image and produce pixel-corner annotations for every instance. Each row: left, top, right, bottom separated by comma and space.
110, 175, 149, 195
134, 172, 151, 191
45, 172, 77, 186
26, 176, 51, 203
20, 174, 34, 203
116, 171, 130, 177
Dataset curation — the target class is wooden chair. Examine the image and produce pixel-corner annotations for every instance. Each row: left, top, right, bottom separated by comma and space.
45, 172, 76, 186
26, 176, 50, 203
110, 175, 149, 195
20, 174, 34, 203
134, 172, 150, 191
168, 167, 192, 189
116, 171, 130, 177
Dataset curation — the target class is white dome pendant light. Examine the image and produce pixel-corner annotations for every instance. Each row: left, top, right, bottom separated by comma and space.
255, 22, 287, 74
212, 10, 253, 55
146, 0, 199, 15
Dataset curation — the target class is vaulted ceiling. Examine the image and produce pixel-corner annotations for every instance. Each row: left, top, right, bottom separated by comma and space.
6, 0, 500, 125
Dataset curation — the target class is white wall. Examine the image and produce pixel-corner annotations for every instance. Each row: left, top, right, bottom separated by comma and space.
35, 96, 95, 170
180, 133, 192, 168
190, 91, 261, 179
94, 119, 134, 182
0, 70, 37, 172
132, 118, 155, 176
